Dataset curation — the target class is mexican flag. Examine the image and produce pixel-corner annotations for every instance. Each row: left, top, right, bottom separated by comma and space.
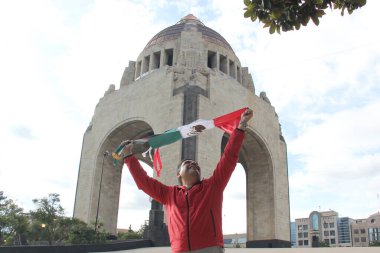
113, 107, 248, 176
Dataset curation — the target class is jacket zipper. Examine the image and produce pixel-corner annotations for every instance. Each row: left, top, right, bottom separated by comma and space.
186, 191, 191, 251
210, 208, 216, 237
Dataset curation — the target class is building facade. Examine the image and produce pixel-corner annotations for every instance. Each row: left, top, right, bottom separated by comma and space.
290, 222, 296, 247
295, 211, 380, 247
223, 234, 247, 248
351, 212, 380, 247
295, 210, 340, 247
337, 217, 354, 247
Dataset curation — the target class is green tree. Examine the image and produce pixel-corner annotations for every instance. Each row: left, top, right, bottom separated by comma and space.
0, 192, 29, 245
30, 193, 64, 245
117, 224, 146, 240
370, 240, 380, 247
27, 220, 48, 242
137, 221, 148, 239
318, 240, 330, 247
68, 220, 107, 244
243, 0, 367, 34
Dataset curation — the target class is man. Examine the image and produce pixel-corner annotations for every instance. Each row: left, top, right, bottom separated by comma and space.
121, 108, 253, 253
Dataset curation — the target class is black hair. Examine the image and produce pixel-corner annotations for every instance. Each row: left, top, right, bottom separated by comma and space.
176, 160, 186, 185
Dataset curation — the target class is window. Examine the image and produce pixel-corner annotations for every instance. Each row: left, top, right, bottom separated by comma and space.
298, 232, 303, 238
303, 225, 308, 230
311, 213, 319, 231
330, 231, 335, 236
298, 240, 303, 246
304, 232, 308, 238
324, 231, 329, 237
325, 239, 329, 244
361, 237, 366, 242
152, 51, 161, 69
229, 60, 235, 78
224, 239, 232, 244
360, 229, 366, 234
136, 61, 142, 78
304, 240, 309, 246
369, 227, 380, 242
219, 54, 227, 74
354, 229, 359, 234
207, 51, 217, 69
323, 223, 328, 229
143, 55, 150, 74
331, 238, 336, 244
236, 66, 241, 83
164, 49, 173, 66
298, 225, 303, 231
354, 237, 359, 242
329, 222, 334, 228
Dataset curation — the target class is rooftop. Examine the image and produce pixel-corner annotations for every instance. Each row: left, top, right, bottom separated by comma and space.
144, 14, 234, 52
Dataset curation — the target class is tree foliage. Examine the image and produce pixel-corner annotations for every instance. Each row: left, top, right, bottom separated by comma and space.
318, 240, 330, 247
0, 192, 146, 246
30, 193, 65, 245
243, 0, 367, 34
370, 240, 380, 247
67, 219, 107, 244
0, 191, 29, 245
117, 224, 143, 240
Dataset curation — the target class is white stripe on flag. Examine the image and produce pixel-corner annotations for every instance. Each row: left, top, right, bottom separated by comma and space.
177, 119, 215, 138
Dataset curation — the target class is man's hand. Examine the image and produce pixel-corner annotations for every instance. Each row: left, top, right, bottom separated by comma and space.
238, 108, 253, 131
121, 140, 134, 157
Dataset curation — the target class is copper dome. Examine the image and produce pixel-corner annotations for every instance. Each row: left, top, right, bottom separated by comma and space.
144, 14, 234, 52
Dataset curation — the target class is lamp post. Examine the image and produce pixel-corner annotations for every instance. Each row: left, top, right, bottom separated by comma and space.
95, 150, 109, 232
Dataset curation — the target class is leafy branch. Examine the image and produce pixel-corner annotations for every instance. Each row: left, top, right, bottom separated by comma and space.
243, 0, 366, 34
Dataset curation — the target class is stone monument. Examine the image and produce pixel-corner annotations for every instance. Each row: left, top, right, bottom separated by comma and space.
73, 14, 290, 248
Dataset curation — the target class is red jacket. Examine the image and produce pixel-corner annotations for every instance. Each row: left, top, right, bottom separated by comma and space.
124, 128, 245, 253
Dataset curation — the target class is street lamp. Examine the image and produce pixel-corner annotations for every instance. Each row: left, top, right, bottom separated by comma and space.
95, 150, 109, 232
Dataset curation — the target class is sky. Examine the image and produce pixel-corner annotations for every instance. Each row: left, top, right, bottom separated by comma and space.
0, 0, 379, 235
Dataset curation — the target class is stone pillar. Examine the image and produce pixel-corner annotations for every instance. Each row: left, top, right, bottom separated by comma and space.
160, 49, 165, 68
144, 200, 170, 246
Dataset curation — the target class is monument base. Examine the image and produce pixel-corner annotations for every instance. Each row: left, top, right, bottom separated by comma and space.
246, 239, 291, 248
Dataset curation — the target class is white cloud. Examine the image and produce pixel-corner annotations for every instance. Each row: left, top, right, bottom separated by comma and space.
0, 0, 167, 215
203, 0, 380, 221
289, 100, 380, 219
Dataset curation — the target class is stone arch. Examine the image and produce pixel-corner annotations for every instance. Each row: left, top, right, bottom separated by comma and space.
89, 119, 154, 234
221, 128, 275, 247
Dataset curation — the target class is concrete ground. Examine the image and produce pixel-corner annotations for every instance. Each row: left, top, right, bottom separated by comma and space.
95, 247, 379, 253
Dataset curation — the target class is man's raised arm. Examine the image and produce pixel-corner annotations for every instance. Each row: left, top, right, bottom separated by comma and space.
124, 155, 170, 205
209, 108, 253, 190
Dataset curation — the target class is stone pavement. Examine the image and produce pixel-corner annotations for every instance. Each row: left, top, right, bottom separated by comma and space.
94, 247, 380, 253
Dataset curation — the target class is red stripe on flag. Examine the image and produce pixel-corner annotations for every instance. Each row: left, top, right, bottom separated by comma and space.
153, 148, 163, 177
213, 107, 247, 134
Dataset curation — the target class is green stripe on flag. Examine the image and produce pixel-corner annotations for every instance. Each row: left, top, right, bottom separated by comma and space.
148, 128, 182, 148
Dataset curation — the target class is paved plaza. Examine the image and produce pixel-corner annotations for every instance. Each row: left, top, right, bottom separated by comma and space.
95, 247, 380, 253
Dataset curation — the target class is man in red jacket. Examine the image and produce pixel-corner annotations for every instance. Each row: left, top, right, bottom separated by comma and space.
122, 108, 253, 253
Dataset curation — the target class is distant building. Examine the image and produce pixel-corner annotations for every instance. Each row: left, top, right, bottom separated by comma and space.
295, 210, 341, 247
337, 217, 355, 247
290, 222, 296, 247
223, 233, 247, 248
351, 212, 380, 247
295, 210, 380, 248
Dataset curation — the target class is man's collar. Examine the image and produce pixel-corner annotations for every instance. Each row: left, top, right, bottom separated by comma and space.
176, 179, 203, 190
